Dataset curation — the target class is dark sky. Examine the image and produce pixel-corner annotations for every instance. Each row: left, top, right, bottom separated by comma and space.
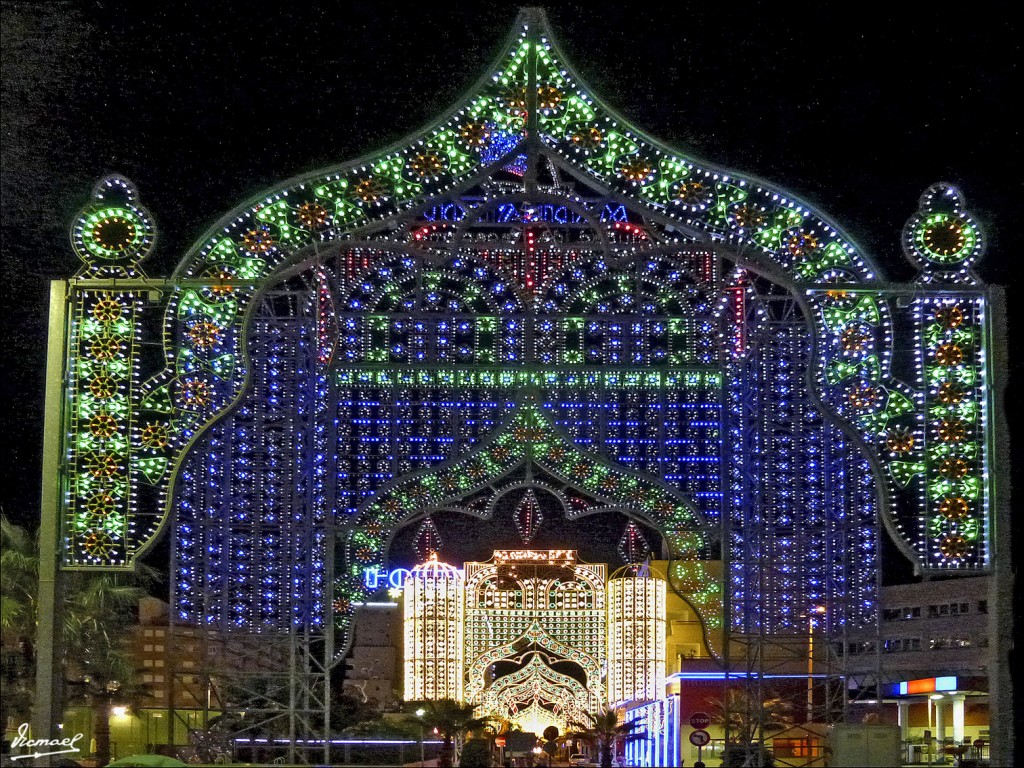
1, 1, 1020, 554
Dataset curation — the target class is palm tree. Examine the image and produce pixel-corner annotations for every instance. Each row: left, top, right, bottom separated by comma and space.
709, 687, 792, 767
1, 516, 39, 731
0, 516, 157, 766
64, 571, 157, 767
407, 699, 494, 768
568, 708, 644, 768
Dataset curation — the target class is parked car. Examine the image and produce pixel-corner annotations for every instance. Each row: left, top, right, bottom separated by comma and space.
568, 754, 590, 767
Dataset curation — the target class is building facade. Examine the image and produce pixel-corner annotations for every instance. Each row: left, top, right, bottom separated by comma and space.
401, 551, 665, 734
846, 576, 992, 756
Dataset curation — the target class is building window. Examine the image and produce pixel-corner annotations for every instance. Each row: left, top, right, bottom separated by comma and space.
977, 600, 988, 614
884, 606, 922, 621
929, 637, 973, 650
773, 738, 823, 759
883, 638, 921, 653
928, 601, 972, 618
846, 641, 876, 655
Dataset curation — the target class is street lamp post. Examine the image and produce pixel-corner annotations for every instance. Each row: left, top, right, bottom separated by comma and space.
416, 708, 426, 767
807, 606, 826, 724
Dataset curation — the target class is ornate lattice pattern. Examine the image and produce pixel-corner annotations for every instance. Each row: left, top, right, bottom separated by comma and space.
58, 11, 994, 630
463, 551, 606, 709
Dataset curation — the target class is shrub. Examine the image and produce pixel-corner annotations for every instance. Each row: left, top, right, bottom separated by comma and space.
459, 738, 491, 768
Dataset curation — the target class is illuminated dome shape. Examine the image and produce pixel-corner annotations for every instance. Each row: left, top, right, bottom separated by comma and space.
410, 552, 463, 579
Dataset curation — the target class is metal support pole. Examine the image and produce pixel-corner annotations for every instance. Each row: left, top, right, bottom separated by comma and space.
33, 280, 71, 739
806, 606, 825, 724
985, 286, 1013, 768
523, 7, 540, 195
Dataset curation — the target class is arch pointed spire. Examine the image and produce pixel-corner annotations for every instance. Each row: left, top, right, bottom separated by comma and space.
172, 6, 879, 288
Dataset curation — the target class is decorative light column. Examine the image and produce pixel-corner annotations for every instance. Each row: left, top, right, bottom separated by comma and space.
403, 554, 464, 701
607, 566, 666, 705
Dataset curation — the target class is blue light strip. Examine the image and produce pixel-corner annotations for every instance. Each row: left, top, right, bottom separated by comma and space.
668, 672, 832, 680
235, 738, 445, 745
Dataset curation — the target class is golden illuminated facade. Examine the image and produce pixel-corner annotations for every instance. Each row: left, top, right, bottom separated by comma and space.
403, 555, 464, 701
402, 550, 667, 731
465, 550, 605, 733
607, 569, 667, 706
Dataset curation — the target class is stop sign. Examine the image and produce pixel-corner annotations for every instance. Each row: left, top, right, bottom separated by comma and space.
689, 711, 712, 729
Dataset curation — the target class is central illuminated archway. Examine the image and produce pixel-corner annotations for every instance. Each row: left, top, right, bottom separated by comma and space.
43, 7, 1001, 758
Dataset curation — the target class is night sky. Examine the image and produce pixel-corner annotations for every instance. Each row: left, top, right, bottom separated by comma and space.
2, 2, 1020, 580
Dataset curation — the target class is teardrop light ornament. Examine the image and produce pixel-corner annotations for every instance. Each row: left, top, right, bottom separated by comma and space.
514, 490, 544, 545
618, 521, 651, 565
414, 516, 443, 561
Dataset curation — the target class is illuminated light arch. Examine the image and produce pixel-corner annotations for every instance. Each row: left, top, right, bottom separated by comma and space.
54, 8, 995, 642
344, 402, 719, 642
462, 619, 603, 704
479, 652, 598, 734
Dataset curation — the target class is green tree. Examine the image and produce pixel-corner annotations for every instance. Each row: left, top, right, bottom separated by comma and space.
709, 687, 791, 767
342, 716, 417, 739
568, 708, 644, 768
458, 737, 491, 767
407, 700, 494, 768
63, 572, 156, 767
0, 516, 156, 767
1, 516, 39, 730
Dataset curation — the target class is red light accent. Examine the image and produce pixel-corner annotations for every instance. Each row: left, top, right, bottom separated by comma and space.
612, 221, 648, 239
344, 251, 372, 283
702, 252, 713, 282
411, 223, 452, 242
907, 678, 936, 694
728, 285, 746, 356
